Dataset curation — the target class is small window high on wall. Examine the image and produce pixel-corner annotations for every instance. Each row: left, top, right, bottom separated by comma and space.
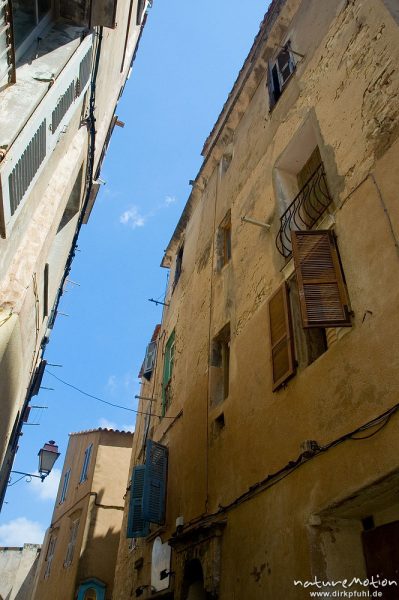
268, 42, 295, 109
11, 0, 51, 58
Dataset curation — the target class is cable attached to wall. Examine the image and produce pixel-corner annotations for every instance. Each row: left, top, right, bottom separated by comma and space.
177, 399, 399, 533
46, 371, 180, 419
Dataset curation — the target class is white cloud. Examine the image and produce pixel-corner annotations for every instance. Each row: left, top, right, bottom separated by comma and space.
98, 417, 117, 430
0, 517, 45, 546
30, 468, 61, 502
119, 195, 177, 230
119, 206, 146, 228
122, 423, 135, 433
98, 417, 134, 433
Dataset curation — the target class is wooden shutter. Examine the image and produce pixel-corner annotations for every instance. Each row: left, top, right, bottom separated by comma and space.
143, 341, 157, 376
291, 230, 351, 328
268, 282, 295, 391
142, 440, 168, 525
127, 465, 149, 538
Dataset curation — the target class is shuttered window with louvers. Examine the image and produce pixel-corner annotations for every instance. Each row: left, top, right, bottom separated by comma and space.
0, 1, 15, 88
291, 230, 351, 328
142, 440, 168, 525
127, 465, 149, 538
143, 340, 157, 377
8, 119, 46, 215
268, 282, 295, 391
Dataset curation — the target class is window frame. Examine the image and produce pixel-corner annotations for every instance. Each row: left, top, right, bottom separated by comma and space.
79, 443, 93, 484
64, 517, 80, 568
218, 211, 232, 269
44, 534, 57, 579
59, 467, 71, 504
162, 331, 175, 415
12, 0, 53, 62
268, 42, 296, 110
173, 244, 184, 289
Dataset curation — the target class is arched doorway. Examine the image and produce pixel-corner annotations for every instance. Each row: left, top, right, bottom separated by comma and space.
76, 578, 105, 600
83, 588, 97, 600
183, 559, 206, 600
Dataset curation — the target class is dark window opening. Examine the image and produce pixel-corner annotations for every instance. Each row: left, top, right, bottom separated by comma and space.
268, 43, 295, 109
362, 520, 399, 600
218, 211, 232, 269
210, 324, 230, 405
11, 0, 50, 49
136, 0, 145, 25
173, 245, 184, 288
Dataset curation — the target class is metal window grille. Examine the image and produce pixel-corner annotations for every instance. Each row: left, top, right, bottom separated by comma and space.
77, 47, 92, 95
51, 82, 75, 132
275, 164, 333, 258
8, 120, 46, 215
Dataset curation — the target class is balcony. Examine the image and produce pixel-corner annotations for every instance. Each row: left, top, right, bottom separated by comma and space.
275, 163, 333, 258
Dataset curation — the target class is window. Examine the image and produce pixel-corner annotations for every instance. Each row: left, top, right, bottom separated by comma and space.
217, 211, 231, 269
274, 139, 333, 257
0, 2, 16, 88
12, 0, 51, 58
64, 518, 79, 567
173, 245, 184, 289
210, 324, 230, 404
136, 0, 146, 25
268, 230, 351, 390
383, 0, 399, 25
59, 468, 70, 504
143, 340, 157, 380
79, 443, 93, 483
162, 331, 175, 415
268, 42, 295, 109
44, 534, 56, 579
315, 476, 399, 594
127, 440, 168, 538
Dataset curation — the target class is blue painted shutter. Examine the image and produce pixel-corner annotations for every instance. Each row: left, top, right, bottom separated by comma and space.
142, 440, 168, 525
127, 466, 149, 538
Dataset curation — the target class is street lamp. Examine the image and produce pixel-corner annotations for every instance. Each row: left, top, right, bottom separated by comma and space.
10, 440, 60, 483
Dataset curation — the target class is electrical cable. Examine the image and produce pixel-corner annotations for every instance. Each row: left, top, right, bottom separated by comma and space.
46, 371, 179, 418
178, 399, 399, 534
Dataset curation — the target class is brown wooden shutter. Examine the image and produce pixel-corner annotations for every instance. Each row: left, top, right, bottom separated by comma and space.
268, 283, 295, 391
291, 230, 351, 328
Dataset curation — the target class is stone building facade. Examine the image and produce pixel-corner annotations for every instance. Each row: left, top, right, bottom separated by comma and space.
0, 0, 150, 509
32, 428, 133, 600
112, 1, 399, 599
0, 543, 41, 600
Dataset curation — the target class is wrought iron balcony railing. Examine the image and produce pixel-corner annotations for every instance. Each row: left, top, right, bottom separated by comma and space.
276, 163, 333, 258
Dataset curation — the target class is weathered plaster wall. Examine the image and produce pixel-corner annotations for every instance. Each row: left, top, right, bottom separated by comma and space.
32, 430, 132, 600
0, 544, 41, 600
113, 0, 399, 598
0, 0, 146, 502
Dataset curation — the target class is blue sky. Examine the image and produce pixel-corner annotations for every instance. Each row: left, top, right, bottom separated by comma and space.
0, 1, 269, 545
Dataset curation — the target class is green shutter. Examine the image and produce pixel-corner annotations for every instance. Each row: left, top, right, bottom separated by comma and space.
162, 330, 175, 415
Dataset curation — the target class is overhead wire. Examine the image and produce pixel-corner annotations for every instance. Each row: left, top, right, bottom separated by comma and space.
46, 371, 179, 418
